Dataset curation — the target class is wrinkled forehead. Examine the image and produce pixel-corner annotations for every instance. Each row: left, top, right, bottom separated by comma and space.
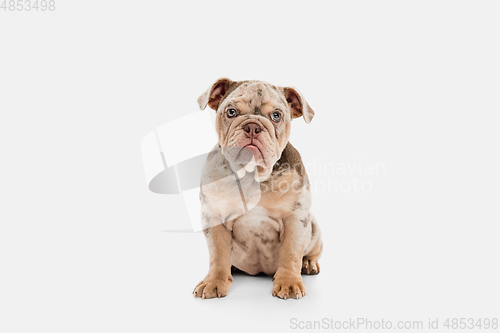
223, 81, 288, 111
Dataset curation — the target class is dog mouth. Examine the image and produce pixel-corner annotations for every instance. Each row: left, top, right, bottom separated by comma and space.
227, 142, 265, 169
242, 144, 262, 156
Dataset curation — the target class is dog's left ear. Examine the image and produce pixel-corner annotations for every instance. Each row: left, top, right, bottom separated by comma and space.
197, 78, 233, 111
283, 87, 315, 124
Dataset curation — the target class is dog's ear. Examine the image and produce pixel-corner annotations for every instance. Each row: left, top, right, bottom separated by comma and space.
283, 87, 315, 124
197, 78, 233, 111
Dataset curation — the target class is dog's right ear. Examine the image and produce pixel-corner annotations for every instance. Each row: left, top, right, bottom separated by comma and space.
283, 87, 315, 124
197, 78, 233, 111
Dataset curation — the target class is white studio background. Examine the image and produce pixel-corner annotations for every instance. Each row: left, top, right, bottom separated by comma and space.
1, 1, 499, 332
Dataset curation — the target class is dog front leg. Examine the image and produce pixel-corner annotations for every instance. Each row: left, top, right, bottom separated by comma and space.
272, 215, 308, 299
193, 223, 233, 299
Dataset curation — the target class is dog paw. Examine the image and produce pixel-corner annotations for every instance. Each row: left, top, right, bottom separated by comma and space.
193, 275, 233, 299
302, 258, 320, 275
272, 270, 306, 299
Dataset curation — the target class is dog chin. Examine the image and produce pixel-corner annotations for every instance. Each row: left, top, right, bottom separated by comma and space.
222, 146, 261, 166
221, 145, 276, 181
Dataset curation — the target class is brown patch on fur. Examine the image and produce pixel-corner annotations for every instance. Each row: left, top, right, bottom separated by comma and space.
260, 235, 275, 245
231, 232, 247, 248
275, 142, 308, 187
256, 142, 309, 215
216, 81, 244, 110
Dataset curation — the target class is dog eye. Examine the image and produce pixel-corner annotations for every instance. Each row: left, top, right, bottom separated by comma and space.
271, 111, 281, 122
226, 108, 237, 118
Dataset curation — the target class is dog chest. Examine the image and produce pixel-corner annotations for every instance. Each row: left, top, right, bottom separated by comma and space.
228, 206, 282, 275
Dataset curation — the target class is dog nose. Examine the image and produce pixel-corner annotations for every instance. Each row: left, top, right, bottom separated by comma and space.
243, 122, 262, 135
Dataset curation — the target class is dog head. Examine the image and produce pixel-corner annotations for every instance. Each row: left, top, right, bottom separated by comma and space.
198, 78, 314, 180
